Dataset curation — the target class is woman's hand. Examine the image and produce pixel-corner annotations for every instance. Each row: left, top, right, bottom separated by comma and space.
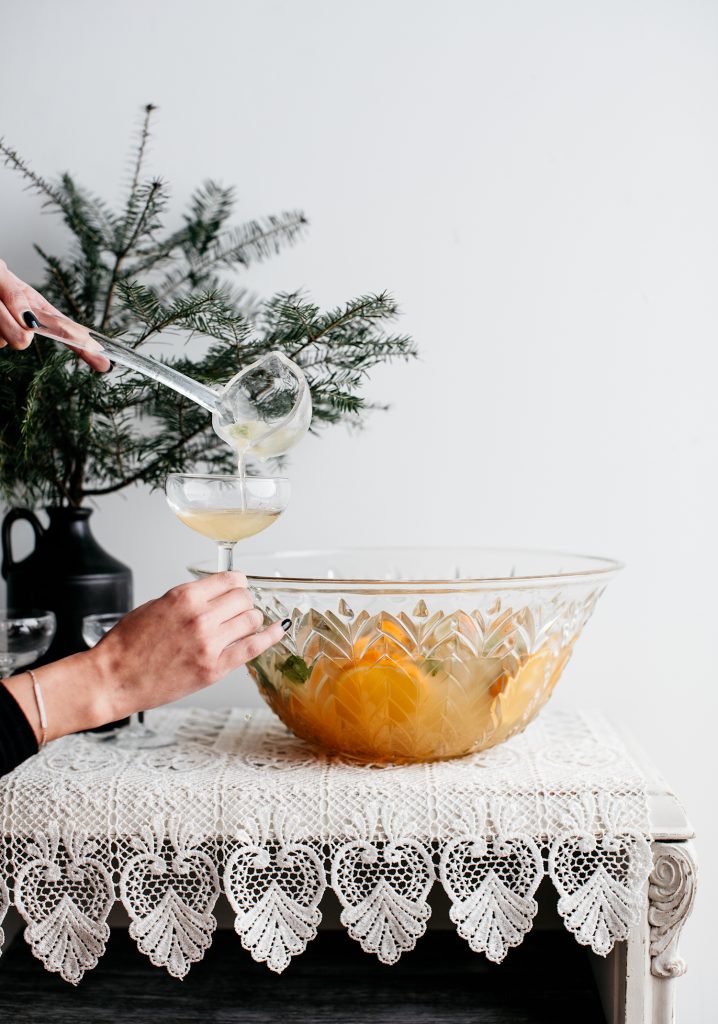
4, 572, 286, 742
91, 571, 286, 724
0, 260, 110, 372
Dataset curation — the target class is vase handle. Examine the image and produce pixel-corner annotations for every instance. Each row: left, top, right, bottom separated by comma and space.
1, 508, 45, 579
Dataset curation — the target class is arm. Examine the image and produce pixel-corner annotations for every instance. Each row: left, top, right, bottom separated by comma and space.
0, 571, 285, 773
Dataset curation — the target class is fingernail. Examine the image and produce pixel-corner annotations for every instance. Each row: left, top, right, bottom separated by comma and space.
22, 311, 40, 329
281, 618, 292, 631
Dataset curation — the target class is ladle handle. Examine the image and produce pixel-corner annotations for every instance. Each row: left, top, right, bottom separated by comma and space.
33, 315, 220, 413
88, 333, 219, 412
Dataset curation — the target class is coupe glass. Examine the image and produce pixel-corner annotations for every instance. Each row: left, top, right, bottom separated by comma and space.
82, 613, 172, 749
0, 610, 56, 678
165, 474, 290, 572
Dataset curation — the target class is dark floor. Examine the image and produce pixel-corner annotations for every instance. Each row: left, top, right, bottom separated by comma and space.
0, 928, 606, 1024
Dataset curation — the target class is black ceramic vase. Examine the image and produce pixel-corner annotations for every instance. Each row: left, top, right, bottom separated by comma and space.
1, 506, 133, 664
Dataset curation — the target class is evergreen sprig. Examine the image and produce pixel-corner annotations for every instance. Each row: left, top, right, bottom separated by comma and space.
0, 105, 416, 507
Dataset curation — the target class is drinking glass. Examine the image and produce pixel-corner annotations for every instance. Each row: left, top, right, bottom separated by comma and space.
165, 474, 290, 571
82, 613, 173, 749
0, 610, 56, 678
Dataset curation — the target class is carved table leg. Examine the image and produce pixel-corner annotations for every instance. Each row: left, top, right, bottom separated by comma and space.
644, 841, 698, 1024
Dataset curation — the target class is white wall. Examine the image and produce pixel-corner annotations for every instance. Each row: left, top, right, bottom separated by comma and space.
2, 1, 716, 1017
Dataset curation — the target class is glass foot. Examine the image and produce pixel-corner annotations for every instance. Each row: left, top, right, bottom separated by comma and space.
85, 730, 119, 743
114, 725, 174, 749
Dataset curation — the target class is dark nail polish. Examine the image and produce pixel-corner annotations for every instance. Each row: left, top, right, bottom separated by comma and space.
282, 618, 292, 631
22, 311, 40, 329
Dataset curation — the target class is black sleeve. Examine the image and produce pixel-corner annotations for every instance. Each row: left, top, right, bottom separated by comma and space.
0, 683, 39, 777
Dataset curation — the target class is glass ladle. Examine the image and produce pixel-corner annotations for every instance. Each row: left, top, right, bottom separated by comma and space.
32, 312, 312, 461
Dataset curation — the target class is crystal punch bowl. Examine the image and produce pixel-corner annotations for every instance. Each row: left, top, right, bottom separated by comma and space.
191, 547, 621, 763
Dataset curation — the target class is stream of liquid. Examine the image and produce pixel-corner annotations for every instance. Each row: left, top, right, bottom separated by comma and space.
183, 417, 275, 534
218, 420, 299, 512
238, 449, 247, 512
211, 413, 302, 523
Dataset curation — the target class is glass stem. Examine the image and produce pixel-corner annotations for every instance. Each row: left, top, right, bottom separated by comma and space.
128, 713, 146, 735
217, 542, 235, 572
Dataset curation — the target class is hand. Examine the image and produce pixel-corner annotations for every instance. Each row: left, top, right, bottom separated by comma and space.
4, 572, 287, 742
0, 259, 110, 372
92, 571, 286, 723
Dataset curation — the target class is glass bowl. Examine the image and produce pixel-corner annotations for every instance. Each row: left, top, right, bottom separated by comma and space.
189, 547, 621, 763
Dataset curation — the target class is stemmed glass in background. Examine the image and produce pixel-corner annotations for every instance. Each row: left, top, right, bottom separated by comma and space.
82, 612, 172, 749
0, 609, 56, 680
166, 474, 290, 572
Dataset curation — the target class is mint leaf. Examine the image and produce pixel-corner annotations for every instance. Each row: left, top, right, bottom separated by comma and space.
280, 654, 311, 685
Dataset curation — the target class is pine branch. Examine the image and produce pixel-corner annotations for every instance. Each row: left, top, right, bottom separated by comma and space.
33, 246, 84, 319
155, 211, 307, 299
100, 178, 165, 329
82, 419, 208, 496
0, 106, 417, 508
0, 139, 70, 212
119, 284, 250, 345
183, 180, 236, 255
288, 293, 398, 359
121, 180, 236, 278
211, 214, 309, 266
126, 104, 156, 217
54, 175, 108, 317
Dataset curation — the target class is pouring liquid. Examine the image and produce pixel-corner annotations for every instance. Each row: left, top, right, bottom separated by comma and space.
221, 424, 261, 514
218, 420, 301, 513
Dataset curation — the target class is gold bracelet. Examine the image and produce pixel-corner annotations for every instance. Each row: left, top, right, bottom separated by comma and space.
27, 669, 48, 748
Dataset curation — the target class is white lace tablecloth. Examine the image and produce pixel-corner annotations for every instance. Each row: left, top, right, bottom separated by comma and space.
0, 706, 653, 984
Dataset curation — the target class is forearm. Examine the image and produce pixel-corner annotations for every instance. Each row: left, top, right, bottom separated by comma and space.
2, 649, 110, 746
